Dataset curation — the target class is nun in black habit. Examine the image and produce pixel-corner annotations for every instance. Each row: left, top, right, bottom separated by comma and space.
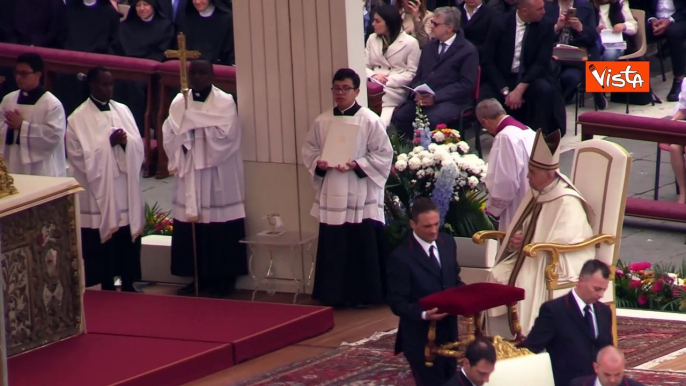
55, 0, 121, 116
181, 0, 235, 65
114, 0, 175, 136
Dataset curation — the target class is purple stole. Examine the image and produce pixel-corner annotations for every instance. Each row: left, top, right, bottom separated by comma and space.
495, 115, 529, 134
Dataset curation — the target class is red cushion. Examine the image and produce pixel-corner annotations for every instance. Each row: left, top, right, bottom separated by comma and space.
0, 43, 159, 73
625, 197, 686, 222
419, 283, 525, 316
367, 81, 384, 95
578, 112, 686, 137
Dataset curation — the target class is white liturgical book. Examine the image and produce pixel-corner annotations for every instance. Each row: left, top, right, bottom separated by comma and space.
403, 83, 435, 95
600, 29, 627, 49
321, 120, 359, 167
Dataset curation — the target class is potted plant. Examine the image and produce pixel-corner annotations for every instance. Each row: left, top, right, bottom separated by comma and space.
144, 202, 173, 236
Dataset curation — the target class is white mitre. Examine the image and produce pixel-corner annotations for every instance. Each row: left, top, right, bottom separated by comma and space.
529, 129, 561, 171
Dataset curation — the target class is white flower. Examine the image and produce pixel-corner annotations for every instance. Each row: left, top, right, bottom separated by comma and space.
397, 153, 408, 161
457, 141, 470, 153
442, 158, 456, 166
424, 168, 435, 175
416, 170, 426, 179
413, 146, 424, 154
448, 143, 458, 152
668, 273, 678, 280
408, 157, 422, 170
394, 159, 408, 171
467, 176, 479, 188
678, 278, 685, 286
428, 143, 438, 153
432, 132, 446, 142
426, 182, 432, 188
418, 150, 431, 159
421, 157, 435, 168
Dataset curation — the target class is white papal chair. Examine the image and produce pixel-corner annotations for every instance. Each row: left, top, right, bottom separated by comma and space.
485, 352, 555, 385
474, 139, 632, 345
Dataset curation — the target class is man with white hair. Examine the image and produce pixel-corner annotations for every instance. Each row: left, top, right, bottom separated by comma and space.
570, 346, 645, 386
476, 98, 535, 231
485, 129, 595, 337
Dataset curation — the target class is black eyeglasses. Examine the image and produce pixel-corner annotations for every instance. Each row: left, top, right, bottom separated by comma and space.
331, 87, 356, 94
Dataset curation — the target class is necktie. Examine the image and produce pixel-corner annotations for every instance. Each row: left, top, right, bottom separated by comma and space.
172, 0, 180, 21
517, 23, 530, 83
429, 245, 439, 268
584, 304, 596, 338
439, 43, 447, 56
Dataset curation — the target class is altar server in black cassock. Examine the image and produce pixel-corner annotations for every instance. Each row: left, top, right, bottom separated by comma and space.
181, 0, 235, 65
162, 60, 247, 298
66, 67, 145, 293
114, 0, 175, 136
302, 69, 393, 307
57, 0, 121, 117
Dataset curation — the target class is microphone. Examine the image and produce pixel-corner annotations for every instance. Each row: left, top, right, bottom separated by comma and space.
76, 73, 86, 81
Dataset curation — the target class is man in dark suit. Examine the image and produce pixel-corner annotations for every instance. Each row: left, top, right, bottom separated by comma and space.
461, 0, 496, 65
485, 0, 517, 14
520, 259, 614, 386
571, 346, 645, 386
158, 0, 189, 31
391, 6, 479, 138
543, 0, 602, 108
443, 337, 497, 386
387, 198, 466, 386
480, 0, 567, 136
642, 0, 686, 101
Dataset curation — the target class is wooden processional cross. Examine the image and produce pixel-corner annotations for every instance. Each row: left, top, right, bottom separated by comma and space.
164, 33, 201, 108
164, 33, 202, 296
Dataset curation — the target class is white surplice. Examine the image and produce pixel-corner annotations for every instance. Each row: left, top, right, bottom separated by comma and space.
484, 125, 536, 231
0, 90, 67, 176
302, 107, 393, 225
162, 87, 245, 223
487, 177, 595, 336
67, 98, 145, 243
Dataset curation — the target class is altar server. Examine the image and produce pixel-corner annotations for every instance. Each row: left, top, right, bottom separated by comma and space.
302, 68, 393, 307
67, 66, 145, 293
476, 98, 536, 231
486, 129, 595, 337
0, 53, 67, 177
162, 60, 247, 297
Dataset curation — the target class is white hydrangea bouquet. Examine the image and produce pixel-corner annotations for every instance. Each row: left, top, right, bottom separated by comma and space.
385, 115, 494, 247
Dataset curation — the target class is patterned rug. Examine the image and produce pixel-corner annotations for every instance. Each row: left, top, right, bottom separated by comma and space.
237, 316, 686, 385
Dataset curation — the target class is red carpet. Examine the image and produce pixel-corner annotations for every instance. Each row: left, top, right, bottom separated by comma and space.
8, 334, 232, 386
84, 290, 335, 363
8, 291, 334, 386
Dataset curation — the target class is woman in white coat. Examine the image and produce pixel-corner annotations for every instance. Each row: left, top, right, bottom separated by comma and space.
365, 5, 421, 126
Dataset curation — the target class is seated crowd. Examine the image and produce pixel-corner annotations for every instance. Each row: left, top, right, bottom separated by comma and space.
365, 0, 686, 139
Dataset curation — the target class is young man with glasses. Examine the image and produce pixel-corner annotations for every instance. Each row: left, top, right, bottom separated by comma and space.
0, 53, 67, 177
302, 68, 393, 308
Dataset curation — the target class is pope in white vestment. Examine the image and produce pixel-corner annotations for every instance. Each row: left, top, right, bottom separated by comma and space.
302, 69, 393, 307
162, 60, 247, 297
66, 67, 145, 292
0, 54, 66, 177
477, 99, 536, 231
486, 129, 595, 337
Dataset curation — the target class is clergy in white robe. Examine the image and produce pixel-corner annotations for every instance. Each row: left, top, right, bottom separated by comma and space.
302, 68, 393, 307
66, 67, 145, 292
0, 53, 66, 177
486, 129, 595, 337
476, 99, 536, 231
162, 60, 247, 298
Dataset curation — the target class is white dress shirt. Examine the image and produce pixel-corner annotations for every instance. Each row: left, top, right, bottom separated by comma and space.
464, 4, 483, 21
594, 377, 602, 386
462, 368, 477, 385
438, 33, 457, 55
656, 0, 676, 20
511, 12, 527, 73
572, 288, 598, 338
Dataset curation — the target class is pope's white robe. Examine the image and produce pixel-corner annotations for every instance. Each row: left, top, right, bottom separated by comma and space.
485, 125, 536, 231
162, 86, 245, 224
486, 177, 595, 336
0, 90, 67, 177
66, 98, 145, 243
302, 107, 393, 225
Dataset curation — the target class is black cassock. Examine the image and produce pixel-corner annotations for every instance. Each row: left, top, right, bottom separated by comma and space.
181, 1, 235, 65
310, 103, 388, 307
56, 0, 120, 116
114, 0, 175, 135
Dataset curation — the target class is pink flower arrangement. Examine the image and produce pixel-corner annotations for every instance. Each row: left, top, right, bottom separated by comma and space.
628, 262, 651, 271
616, 260, 686, 312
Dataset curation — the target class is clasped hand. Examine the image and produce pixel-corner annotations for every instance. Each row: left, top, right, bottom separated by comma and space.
414, 92, 435, 108
3, 109, 24, 130
109, 128, 127, 147
650, 18, 670, 36
508, 231, 524, 250
316, 159, 357, 173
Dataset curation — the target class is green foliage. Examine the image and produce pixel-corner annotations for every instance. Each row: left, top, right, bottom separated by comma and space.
144, 202, 173, 236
